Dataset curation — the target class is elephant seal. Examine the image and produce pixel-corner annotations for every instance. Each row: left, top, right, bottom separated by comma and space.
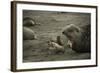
62, 24, 91, 53
23, 27, 37, 40
23, 17, 36, 26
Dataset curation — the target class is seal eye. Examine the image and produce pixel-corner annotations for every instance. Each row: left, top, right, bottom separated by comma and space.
62, 31, 65, 34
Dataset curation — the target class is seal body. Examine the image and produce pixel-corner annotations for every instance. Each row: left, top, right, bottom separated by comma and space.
62, 24, 91, 53
23, 27, 37, 40
23, 17, 36, 26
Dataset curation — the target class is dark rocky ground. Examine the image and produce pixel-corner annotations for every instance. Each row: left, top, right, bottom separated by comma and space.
23, 10, 91, 62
